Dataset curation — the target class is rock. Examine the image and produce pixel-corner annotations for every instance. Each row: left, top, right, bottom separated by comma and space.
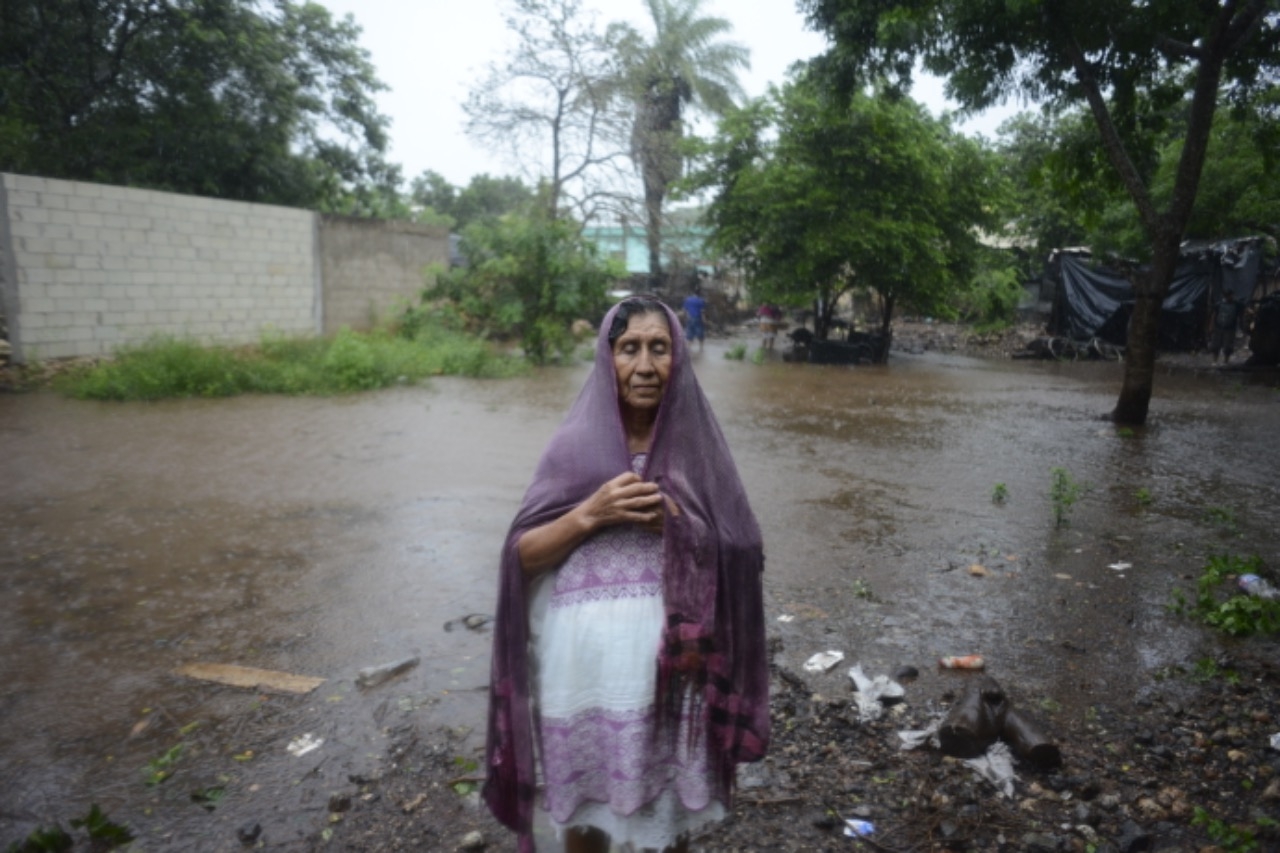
1117, 820, 1153, 852
236, 823, 262, 846
1135, 797, 1167, 821
457, 829, 486, 850
1261, 777, 1280, 802
1021, 831, 1063, 851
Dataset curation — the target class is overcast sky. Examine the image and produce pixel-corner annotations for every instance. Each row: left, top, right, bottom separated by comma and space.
317, 0, 1023, 188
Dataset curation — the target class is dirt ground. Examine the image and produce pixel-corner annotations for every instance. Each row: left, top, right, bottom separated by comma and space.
318, 639, 1280, 853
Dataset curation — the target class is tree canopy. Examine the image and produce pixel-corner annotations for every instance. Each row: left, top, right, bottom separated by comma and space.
408, 171, 536, 231
801, 0, 1280, 423
689, 77, 1005, 347
0, 0, 395, 212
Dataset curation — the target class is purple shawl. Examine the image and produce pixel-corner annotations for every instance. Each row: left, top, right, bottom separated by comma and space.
482, 299, 769, 851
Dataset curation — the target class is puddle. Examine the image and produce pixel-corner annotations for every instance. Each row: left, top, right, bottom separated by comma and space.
1, 348, 1276, 848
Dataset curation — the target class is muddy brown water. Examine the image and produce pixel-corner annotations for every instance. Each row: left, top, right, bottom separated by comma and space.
2, 345, 1277, 850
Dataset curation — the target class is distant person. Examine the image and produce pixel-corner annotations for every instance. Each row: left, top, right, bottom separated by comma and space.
756, 303, 782, 351
682, 290, 707, 351
1210, 289, 1243, 364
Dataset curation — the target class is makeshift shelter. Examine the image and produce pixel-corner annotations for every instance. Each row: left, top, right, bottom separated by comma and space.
1046, 237, 1271, 351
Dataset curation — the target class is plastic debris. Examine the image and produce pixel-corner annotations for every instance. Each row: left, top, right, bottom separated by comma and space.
843, 818, 875, 838
355, 656, 420, 690
1239, 574, 1280, 599
1108, 562, 1132, 571
963, 741, 1017, 797
938, 654, 985, 670
776, 614, 796, 623
847, 663, 906, 722
802, 650, 845, 673
899, 720, 1019, 796
286, 733, 323, 757
1271, 732, 1280, 751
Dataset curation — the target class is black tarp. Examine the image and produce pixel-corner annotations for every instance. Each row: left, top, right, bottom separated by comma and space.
1046, 238, 1268, 351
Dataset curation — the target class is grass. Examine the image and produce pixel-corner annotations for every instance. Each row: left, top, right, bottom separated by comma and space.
54, 324, 527, 401
724, 342, 747, 361
991, 482, 1009, 505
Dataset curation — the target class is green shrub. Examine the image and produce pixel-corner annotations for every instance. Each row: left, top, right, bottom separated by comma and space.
1181, 553, 1280, 637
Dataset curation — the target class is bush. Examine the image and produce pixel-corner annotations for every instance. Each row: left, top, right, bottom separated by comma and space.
427, 213, 618, 364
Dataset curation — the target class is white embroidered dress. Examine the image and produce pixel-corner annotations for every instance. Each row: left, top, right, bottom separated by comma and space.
528, 454, 726, 849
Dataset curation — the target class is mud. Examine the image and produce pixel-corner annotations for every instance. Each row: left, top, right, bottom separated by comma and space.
1, 335, 1278, 851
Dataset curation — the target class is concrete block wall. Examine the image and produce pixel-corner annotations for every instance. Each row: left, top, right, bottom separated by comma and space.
0, 173, 319, 362
319, 215, 448, 334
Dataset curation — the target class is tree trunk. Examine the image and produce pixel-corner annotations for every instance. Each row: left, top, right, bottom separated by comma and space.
1112, 233, 1181, 425
877, 294, 895, 364
644, 180, 663, 291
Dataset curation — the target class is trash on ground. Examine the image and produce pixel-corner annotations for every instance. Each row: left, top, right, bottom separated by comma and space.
174, 662, 325, 695
355, 656, 421, 689
286, 733, 323, 757
968, 563, 989, 577
939, 675, 1062, 768
776, 614, 795, 623
963, 741, 1017, 797
940, 675, 1008, 758
1108, 561, 1132, 571
843, 818, 875, 838
938, 654, 985, 670
802, 650, 845, 673
847, 663, 906, 722
1270, 732, 1280, 751
899, 676, 1062, 794
1239, 574, 1279, 599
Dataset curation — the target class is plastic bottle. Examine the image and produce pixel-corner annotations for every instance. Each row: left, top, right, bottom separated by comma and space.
938, 654, 985, 670
1238, 574, 1280, 600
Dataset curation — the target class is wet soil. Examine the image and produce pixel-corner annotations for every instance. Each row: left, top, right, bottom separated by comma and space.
2, 326, 1278, 852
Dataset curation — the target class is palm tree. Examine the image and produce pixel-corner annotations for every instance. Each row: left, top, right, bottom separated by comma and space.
612, 0, 748, 288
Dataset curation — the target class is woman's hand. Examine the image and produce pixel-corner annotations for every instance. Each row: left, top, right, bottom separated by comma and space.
517, 472, 674, 576
579, 472, 664, 530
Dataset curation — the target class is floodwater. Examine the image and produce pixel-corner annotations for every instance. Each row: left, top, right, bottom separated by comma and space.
1, 345, 1277, 849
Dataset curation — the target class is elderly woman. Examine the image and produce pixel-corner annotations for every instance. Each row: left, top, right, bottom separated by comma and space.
484, 297, 769, 852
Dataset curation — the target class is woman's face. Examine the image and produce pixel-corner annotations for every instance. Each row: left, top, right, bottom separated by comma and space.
612, 311, 673, 415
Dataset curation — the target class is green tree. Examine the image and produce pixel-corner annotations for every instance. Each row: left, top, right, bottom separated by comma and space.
800, 0, 1280, 424
464, 0, 630, 222
689, 78, 1002, 353
0, 0, 393, 211
995, 111, 1112, 261
612, 0, 749, 288
408, 171, 535, 230
427, 211, 617, 364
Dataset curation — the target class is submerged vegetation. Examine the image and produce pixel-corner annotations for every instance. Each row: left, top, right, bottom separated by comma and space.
55, 320, 526, 402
